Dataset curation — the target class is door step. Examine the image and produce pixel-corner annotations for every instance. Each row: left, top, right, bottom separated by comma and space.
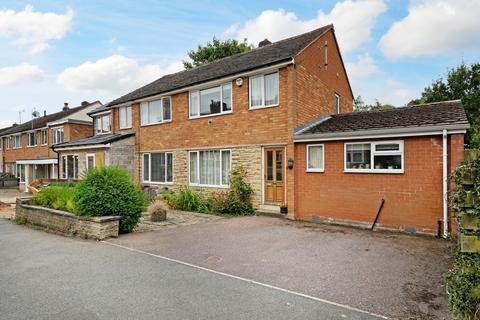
255, 205, 286, 218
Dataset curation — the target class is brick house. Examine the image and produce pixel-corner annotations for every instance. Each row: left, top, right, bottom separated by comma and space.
293, 100, 469, 235
0, 101, 101, 190
50, 24, 469, 236
58, 24, 353, 213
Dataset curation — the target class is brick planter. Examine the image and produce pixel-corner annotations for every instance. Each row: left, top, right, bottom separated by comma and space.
15, 198, 120, 240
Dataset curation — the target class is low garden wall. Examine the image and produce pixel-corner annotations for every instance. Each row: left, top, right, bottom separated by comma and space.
15, 198, 120, 240
0, 177, 18, 188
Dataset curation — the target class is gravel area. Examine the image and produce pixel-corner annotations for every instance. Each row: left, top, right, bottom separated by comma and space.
135, 209, 223, 232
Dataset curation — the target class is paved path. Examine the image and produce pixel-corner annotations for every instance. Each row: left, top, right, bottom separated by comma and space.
0, 220, 384, 320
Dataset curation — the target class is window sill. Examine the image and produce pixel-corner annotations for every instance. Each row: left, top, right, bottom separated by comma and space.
344, 169, 404, 174
249, 103, 279, 110
189, 183, 229, 189
189, 111, 232, 120
306, 169, 325, 173
119, 126, 133, 130
27, 145, 37, 148
140, 120, 172, 128
142, 181, 174, 185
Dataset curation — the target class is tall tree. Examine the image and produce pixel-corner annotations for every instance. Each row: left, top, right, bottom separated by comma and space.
409, 63, 480, 147
353, 95, 394, 112
183, 37, 252, 69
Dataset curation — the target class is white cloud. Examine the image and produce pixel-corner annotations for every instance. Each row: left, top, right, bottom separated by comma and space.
0, 5, 73, 54
0, 63, 44, 85
57, 55, 183, 96
345, 53, 379, 78
225, 0, 386, 52
380, 0, 480, 59
0, 120, 14, 129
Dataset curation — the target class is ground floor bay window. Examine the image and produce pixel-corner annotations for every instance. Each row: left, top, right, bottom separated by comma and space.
62, 155, 79, 179
189, 149, 231, 187
143, 152, 173, 184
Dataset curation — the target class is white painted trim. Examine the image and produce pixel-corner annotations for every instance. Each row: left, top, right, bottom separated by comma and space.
248, 71, 280, 110
55, 144, 111, 151
306, 144, 325, 173
294, 129, 468, 142
140, 97, 172, 126
343, 140, 404, 174
16, 158, 58, 165
442, 129, 448, 238
118, 105, 133, 129
106, 61, 293, 109
335, 93, 340, 114
141, 151, 174, 184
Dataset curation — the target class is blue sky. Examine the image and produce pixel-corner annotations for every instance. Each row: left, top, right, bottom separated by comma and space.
0, 0, 479, 128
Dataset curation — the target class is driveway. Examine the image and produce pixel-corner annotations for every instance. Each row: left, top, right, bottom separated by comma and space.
1, 219, 385, 320
108, 216, 453, 320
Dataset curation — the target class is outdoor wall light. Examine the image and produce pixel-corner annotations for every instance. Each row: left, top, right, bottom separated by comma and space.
288, 158, 294, 170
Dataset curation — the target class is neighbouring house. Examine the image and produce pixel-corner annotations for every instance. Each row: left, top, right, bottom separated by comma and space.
0, 125, 14, 174
0, 101, 102, 191
293, 100, 469, 235
71, 24, 353, 214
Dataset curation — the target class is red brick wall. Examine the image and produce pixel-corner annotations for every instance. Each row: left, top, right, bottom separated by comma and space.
294, 134, 465, 235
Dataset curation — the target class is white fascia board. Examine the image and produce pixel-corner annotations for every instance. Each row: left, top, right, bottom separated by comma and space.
54, 144, 110, 151
16, 158, 58, 165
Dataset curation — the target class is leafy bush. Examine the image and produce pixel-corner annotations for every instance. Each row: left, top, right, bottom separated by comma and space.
174, 186, 210, 213
447, 252, 480, 319
73, 167, 146, 233
48, 181, 76, 188
35, 186, 75, 213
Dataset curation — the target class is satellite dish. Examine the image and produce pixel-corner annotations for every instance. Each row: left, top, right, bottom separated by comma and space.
32, 111, 40, 118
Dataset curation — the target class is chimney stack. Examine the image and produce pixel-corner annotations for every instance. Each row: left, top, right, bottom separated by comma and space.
43, 110, 46, 117
258, 39, 272, 47
81, 101, 89, 107
63, 102, 69, 112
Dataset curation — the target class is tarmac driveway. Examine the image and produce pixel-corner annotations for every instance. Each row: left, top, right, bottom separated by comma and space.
108, 216, 453, 320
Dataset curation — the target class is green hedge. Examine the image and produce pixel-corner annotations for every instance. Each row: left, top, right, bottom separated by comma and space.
35, 186, 75, 213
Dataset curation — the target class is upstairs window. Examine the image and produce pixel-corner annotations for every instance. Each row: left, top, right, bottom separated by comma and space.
141, 97, 171, 125
41, 129, 47, 145
95, 114, 111, 134
13, 134, 21, 149
5, 136, 10, 149
189, 83, 232, 118
249, 72, 279, 109
52, 128, 64, 144
345, 141, 403, 173
119, 106, 132, 129
27, 131, 37, 147
335, 94, 340, 114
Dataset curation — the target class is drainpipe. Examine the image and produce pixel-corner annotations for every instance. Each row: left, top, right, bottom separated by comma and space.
442, 129, 448, 238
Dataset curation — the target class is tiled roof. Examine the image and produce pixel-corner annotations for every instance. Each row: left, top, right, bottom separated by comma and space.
90, 25, 333, 114
0, 101, 99, 136
53, 132, 135, 149
294, 100, 469, 138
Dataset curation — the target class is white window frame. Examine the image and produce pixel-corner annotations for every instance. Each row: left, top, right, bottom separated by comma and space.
188, 149, 231, 188
86, 153, 96, 171
27, 131, 37, 147
15, 163, 25, 182
62, 154, 79, 179
40, 129, 47, 145
13, 134, 22, 149
52, 127, 64, 144
344, 140, 404, 174
306, 144, 325, 173
140, 97, 172, 126
119, 105, 132, 129
95, 114, 111, 134
5, 136, 10, 149
142, 152, 174, 184
335, 93, 340, 114
189, 83, 232, 119
249, 71, 280, 110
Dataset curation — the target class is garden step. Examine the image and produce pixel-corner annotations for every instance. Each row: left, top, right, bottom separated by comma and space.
459, 234, 480, 253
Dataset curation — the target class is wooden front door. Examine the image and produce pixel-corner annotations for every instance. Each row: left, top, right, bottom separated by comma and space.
264, 147, 285, 204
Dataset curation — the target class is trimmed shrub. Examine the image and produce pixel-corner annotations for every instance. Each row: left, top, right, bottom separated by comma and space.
35, 186, 75, 213
73, 167, 146, 233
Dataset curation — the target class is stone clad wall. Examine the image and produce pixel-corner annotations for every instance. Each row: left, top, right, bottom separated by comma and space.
109, 136, 135, 178
16, 198, 120, 240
